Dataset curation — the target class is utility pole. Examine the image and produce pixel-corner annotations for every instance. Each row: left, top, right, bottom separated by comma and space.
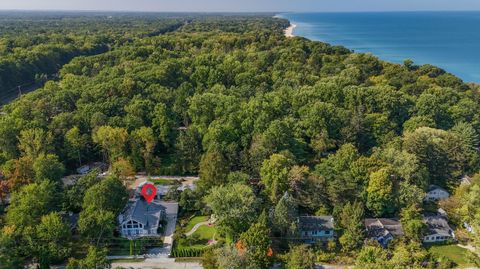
17, 86, 22, 97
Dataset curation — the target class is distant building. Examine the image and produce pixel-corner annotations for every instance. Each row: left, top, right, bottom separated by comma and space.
437, 208, 448, 217
364, 218, 404, 247
75, 162, 108, 175
424, 185, 449, 202
298, 216, 335, 244
460, 175, 472, 186
76, 165, 91, 175
423, 215, 455, 243
464, 221, 475, 234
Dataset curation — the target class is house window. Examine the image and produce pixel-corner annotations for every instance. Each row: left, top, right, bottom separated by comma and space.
325, 230, 330, 235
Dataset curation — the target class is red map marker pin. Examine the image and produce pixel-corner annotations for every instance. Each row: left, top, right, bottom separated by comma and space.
141, 183, 157, 204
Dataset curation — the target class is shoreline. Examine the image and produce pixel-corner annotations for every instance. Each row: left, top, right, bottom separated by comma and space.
284, 23, 297, 37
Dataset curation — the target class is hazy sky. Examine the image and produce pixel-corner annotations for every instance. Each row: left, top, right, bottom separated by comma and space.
1, 0, 480, 12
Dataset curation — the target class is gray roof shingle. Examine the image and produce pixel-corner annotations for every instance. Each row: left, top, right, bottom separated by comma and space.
423, 215, 454, 237
121, 198, 165, 230
299, 216, 334, 231
364, 218, 404, 238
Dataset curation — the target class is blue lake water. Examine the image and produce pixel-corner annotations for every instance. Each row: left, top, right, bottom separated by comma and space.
279, 12, 480, 82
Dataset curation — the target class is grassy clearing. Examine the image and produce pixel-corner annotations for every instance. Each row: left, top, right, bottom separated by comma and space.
151, 178, 177, 185
175, 257, 203, 263
193, 225, 216, 241
176, 224, 219, 250
427, 244, 472, 267
184, 215, 210, 232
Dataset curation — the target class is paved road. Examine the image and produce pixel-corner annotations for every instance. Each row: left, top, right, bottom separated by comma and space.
317, 265, 352, 269
111, 257, 202, 269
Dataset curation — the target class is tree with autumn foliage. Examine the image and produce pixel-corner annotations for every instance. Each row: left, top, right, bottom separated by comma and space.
238, 212, 273, 268
0, 179, 9, 205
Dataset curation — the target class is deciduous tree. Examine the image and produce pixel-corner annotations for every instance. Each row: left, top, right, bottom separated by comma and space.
260, 153, 294, 204
366, 168, 396, 216
205, 183, 258, 239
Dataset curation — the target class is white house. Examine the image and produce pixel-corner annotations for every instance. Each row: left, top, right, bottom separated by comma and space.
422, 215, 455, 243
424, 185, 449, 202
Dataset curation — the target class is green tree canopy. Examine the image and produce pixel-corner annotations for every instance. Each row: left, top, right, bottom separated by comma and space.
366, 168, 396, 216
260, 153, 294, 204
6, 180, 58, 229
33, 154, 65, 182
205, 183, 258, 239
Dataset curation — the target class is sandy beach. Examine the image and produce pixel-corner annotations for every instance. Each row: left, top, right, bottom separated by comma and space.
284, 23, 297, 37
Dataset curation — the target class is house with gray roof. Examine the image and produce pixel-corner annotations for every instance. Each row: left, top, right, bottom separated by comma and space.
424, 185, 449, 202
422, 215, 455, 243
364, 218, 404, 247
118, 197, 166, 238
298, 215, 335, 244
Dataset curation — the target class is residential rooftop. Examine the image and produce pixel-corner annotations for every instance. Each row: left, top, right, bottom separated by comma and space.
298, 215, 334, 231
120, 198, 165, 231
423, 215, 454, 237
364, 218, 404, 238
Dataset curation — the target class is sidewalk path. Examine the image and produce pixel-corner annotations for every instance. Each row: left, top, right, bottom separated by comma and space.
185, 220, 211, 236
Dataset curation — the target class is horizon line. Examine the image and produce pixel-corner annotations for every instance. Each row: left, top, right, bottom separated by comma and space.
1, 9, 480, 13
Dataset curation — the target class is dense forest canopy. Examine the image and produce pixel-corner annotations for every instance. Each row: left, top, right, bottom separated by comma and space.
1, 13, 480, 268
0, 12, 186, 103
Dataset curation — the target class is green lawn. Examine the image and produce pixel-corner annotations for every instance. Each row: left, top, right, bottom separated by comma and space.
193, 225, 217, 241
427, 244, 472, 267
184, 215, 210, 232
108, 237, 164, 256
176, 223, 219, 250
151, 178, 177, 185
108, 238, 132, 256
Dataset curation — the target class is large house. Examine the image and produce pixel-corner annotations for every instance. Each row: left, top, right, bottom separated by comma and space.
424, 185, 449, 202
118, 181, 166, 238
364, 218, 404, 247
298, 216, 335, 244
119, 199, 166, 237
423, 215, 455, 243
